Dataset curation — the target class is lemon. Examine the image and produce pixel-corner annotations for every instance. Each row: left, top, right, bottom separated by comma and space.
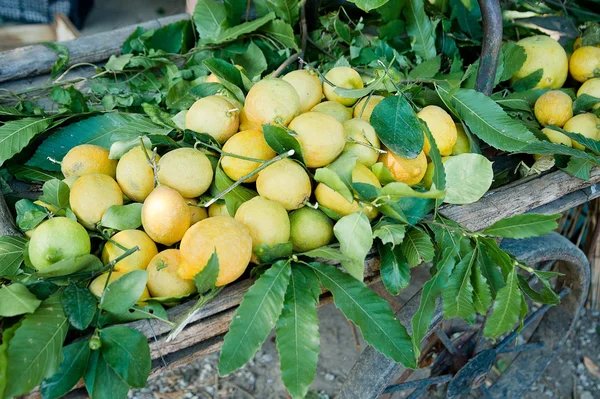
283, 70, 323, 113
178, 216, 252, 286
141, 186, 191, 245
315, 163, 380, 220
61, 144, 117, 179
353, 95, 384, 122
221, 130, 276, 182
88, 271, 150, 303
256, 159, 312, 210
235, 196, 290, 262
379, 148, 427, 185
541, 127, 572, 147
577, 78, 600, 109
70, 174, 123, 229
146, 249, 196, 298
570, 46, 600, 83
512, 35, 568, 89
102, 230, 158, 273
451, 123, 470, 155
116, 147, 159, 202
63, 176, 78, 188
311, 101, 353, 124
33, 200, 56, 214
343, 118, 381, 166
186, 96, 240, 143
157, 148, 213, 198
239, 108, 262, 131
534, 90, 573, 127
323, 67, 364, 106
288, 112, 346, 168
563, 113, 600, 150
417, 105, 457, 156
244, 78, 300, 127
186, 198, 208, 225
28, 217, 91, 271
289, 207, 333, 252
208, 202, 231, 217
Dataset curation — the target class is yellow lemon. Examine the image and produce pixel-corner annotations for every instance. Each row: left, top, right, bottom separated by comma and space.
208, 202, 231, 217
534, 90, 573, 127
102, 230, 158, 273
451, 123, 470, 155
343, 118, 381, 166
417, 105, 457, 156
141, 186, 191, 245
70, 174, 123, 229
244, 78, 300, 127
256, 159, 312, 210
146, 249, 196, 298
311, 101, 353, 124
61, 144, 117, 179
563, 113, 600, 150
157, 148, 213, 198
239, 108, 262, 131
63, 176, 78, 188
88, 271, 150, 304
221, 130, 276, 182
288, 112, 346, 168
186, 198, 208, 225
289, 207, 334, 252
178, 216, 252, 286
186, 96, 240, 143
379, 149, 427, 186
577, 78, 600, 109
570, 46, 600, 83
116, 147, 159, 202
353, 95, 384, 122
512, 35, 568, 89
283, 70, 323, 113
541, 127, 572, 147
323, 67, 364, 106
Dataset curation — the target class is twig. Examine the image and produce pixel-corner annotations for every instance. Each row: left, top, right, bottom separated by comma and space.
272, 53, 301, 78
346, 319, 361, 352
298, 0, 308, 69
307, 37, 336, 59
194, 140, 267, 163
166, 287, 224, 342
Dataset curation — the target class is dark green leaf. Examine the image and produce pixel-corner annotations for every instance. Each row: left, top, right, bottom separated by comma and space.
0, 235, 27, 277
100, 270, 148, 314
203, 58, 245, 102
261, 20, 299, 50
482, 213, 560, 239
408, 56, 441, 79
99, 302, 168, 325
403, 0, 436, 60
194, 250, 219, 294
421, 120, 445, 193
213, 13, 276, 44
60, 282, 97, 330
142, 103, 179, 130
40, 339, 90, 399
499, 42, 527, 82
15, 199, 48, 231
224, 0, 245, 25
43, 42, 69, 78
443, 250, 476, 320
262, 124, 305, 163
0, 117, 52, 167
512, 69, 543, 92
254, 242, 293, 264
122, 26, 146, 54
232, 41, 268, 79
190, 82, 225, 98
334, 19, 352, 43
517, 275, 560, 305
100, 326, 151, 387
379, 242, 411, 295
560, 157, 595, 180
471, 260, 492, 315
212, 166, 258, 215
484, 268, 522, 338
333, 212, 373, 281
550, 125, 600, 155
84, 351, 129, 399
0, 283, 41, 316
145, 20, 193, 53
401, 227, 434, 267
0, 105, 24, 116
100, 203, 143, 231
395, 196, 434, 225
297, 246, 351, 262
0, 322, 20, 398
573, 94, 600, 113
373, 220, 406, 248
479, 237, 512, 279
477, 246, 505, 298
39, 178, 70, 210
450, 0, 482, 40
443, 154, 493, 204
255, 0, 299, 25
193, 0, 228, 40
166, 80, 195, 111
8, 165, 63, 182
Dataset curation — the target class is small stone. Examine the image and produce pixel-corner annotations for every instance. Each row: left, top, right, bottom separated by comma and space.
325, 373, 335, 381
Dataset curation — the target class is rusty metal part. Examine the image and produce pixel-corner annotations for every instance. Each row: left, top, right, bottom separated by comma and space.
474, 0, 503, 95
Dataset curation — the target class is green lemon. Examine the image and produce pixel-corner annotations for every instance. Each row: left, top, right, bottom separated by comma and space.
289, 207, 334, 252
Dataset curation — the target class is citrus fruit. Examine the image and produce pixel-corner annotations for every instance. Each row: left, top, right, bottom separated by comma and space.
88, 271, 150, 303
283, 69, 323, 113
541, 127, 572, 147
63, 176, 78, 188
177, 216, 253, 286
451, 123, 470, 155
101, 230, 158, 273
353, 95, 384, 122
141, 186, 191, 245
289, 207, 333, 252
28, 217, 91, 271
235, 196, 290, 262
239, 108, 262, 131
116, 146, 159, 202
577, 78, 600, 109
157, 148, 213, 198
61, 144, 117, 179
379, 148, 427, 186
243, 78, 300, 127
186, 198, 208, 225
70, 173, 123, 229
185, 96, 240, 143
310, 101, 353, 124
256, 159, 312, 210
315, 163, 381, 220
569, 46, 600, 82
323, 66, 364, 106
563, 113, 600, 150
221, 129, 276, 182
208, 202, 231, 217
33, 200, 56, 213
343, 118, 381, 166
146, 249, 196, 298
534, 90, 573, 127
417, 105, 457, 156
288, 112, 346, 168
511, 35, 568, 89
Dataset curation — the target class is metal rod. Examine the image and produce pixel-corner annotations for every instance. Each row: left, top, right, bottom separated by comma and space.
497, 342, 544, 354
434, 326, 458, 355
474, 0, 503, 95
407, 384, 430, 399
383, 375, 453, 394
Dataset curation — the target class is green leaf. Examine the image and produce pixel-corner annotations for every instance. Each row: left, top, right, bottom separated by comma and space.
16, 199, 48, 231
371, 162, 398, 185
34, 254, 103, 278
442, 250, 476, 320
38, 178, 70, 210
0, 283, 41, 316
142, 103, 179, 130
8, 165, 63, 182
219, 260, 291, 375
100, 203, 143, 231
403, 0, 436, 60
573, 94, 600, 113
261, 19, 299, 50
550, 125, 600, 155
408, 56, 441, 79
0, 235, 27, 277
379, 242, 411, 295
471, 260, 492, 315
477, 246, 505, 298
421, 121, 445, 194
512, 69, 543, 92
40, 339, 90, 399
5, 294, 69, 398
499, 42, 527, 82
517, 275, 560, 306
297, 246, 352, 262
104, 54, 134, 71
560, 157, 595, 180
254, 242, 293, 264
100, 270, 148, 314
307, 262, 416, 368
371, 96, 424, 158
255, 0, 299, 25
212, 166, 258, 216
145, 20, 193, 53
401, 227, 434, 267
194, 250, 219, 294
166, 80, 196, 111
190, 82, 224, 98
43, 42, 69, 78
373, 221, 406, 248
484, 268, 522, 338
213, 13, 276, 44
0, 105, 24, 116
275, 266, 320, 399
395, 196, 434, 225
60, 282, 97, 330
232, 41, 268, 79
518, 141, 600, 167
224, 0, 245, 25
443, 153, 493, 205
122, 26, 146, 54
333, 213, 373, 281
84, 351, 129, 399
99, 302, 169, 325
450, 0, 482, 40
315, 153, 357, 203
262, 124, 305, 163
0, 117, 52, 167
193, 0, 228, 40
100, 326, 151, 387
203, 58, 245, 103
482, 213, 560, 239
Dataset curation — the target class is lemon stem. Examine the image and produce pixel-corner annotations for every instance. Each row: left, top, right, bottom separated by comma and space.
194, 140, 268, 163
139, 137, 160, 187
99, 245, 141, 301
346, 138, 387, 153
204, 149, 295, 208
166, 286, 224, 342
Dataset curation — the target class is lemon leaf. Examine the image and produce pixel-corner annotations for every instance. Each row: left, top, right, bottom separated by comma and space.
0, 235, 27, 278
573, 93, 600, 113
193, 0, 228, 40
260, 19, 298, 50
38, 178, 70, 211
40, 339, 90, 399
100, 326, 151, 387
378, 242, 410, 296
262, 124, 305, 164
403, 0, 436, 60
194, 250, 219, 295
401, 227, 434, 267
100, 270, 148, 315
482, 213, 560, 239
333, 212, 373, 281
254, 242, 293, 264
84, 350, 129, 399
443, 153, 493, 205
60, 282, 97, 330
0, 117, 52, 167
484, 269, 523, 338
0, 283, 41, 317
101, 203, 143, 231
8, 165, 63, 183
34, 254, 103, 279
